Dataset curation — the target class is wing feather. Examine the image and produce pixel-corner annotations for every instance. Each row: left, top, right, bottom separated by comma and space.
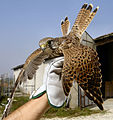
2, 48, 49, 118
81, 6, 99, 35
62, 45, 103, 110
61, 17, 70, 36
61, 21, 65, 36
24, 48, 48, 80
68, 4, 99, 40
64, 17, 70, 35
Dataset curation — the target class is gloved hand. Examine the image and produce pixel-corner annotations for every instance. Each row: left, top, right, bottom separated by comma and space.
30, 56, 66, 108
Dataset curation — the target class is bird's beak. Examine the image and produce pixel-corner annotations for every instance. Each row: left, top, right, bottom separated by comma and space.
40, 44, 46, 50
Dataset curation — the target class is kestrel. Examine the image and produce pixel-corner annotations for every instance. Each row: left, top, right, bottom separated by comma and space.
60, 4, 103, 110
2, 3, 103, 119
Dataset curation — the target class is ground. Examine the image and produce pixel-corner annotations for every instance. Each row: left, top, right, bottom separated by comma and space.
41, 98, 113, 120
0, 98, 113, 120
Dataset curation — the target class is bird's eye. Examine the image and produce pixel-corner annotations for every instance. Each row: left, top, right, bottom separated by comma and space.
48, 40, 54, 45
47, 40, 56, 49
48, 40, 51, 44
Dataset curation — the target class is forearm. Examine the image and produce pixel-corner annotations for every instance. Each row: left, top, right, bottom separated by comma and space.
4, 94, 50, 120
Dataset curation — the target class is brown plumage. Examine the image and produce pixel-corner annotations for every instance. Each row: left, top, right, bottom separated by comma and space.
69, 4, 98, 39
62, 44, 103, 110
61, 16, 70, 36
60, 4, 103, 110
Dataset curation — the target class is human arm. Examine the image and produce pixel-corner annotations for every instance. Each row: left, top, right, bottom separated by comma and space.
3, 57, 65, 120
3, 93, 50, 120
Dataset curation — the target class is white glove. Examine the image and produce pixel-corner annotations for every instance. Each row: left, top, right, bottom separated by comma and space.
30, 57, 66, 108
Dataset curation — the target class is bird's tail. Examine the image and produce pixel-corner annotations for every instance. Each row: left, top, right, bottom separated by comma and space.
61, 16, 70, 36
69, 3, 99, 39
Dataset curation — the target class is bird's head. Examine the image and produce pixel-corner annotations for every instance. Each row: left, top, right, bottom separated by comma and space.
39, 37, 59, 52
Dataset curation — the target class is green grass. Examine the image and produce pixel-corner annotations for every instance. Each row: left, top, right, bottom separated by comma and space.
10, 96, 29, 112
43, 107, 106, 118
0, 96, 106, 118
0, 96, 8, 116
0, 96, 29, 116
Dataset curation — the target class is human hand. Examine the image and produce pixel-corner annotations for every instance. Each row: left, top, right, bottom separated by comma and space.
30, 56, 66, 108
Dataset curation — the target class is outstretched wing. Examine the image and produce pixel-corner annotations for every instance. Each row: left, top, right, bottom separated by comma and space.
61, 16, 70, 36
62, 45, 103, 110
23, 48, 48, 80
69, 3, 99, 40
2, 48, 49, 119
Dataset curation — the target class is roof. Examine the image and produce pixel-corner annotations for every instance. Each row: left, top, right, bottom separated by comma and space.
12, 64, 24, 71
94, 32, 113, 46
85, 31, 93, 40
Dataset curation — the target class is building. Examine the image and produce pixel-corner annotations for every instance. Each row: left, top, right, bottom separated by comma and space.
13, 63, 46, 95
94, 32, 113, 98
12, 31, 97, 108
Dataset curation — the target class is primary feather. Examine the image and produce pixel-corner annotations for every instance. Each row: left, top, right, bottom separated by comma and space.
61, 16, 70, 36
69, 4, 99, 40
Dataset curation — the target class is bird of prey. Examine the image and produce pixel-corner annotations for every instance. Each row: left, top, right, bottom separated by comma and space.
60, 4, 103, 110
2, 3, 103, 119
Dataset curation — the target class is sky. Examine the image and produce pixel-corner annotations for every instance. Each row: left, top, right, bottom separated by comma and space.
0, 0, 113, 76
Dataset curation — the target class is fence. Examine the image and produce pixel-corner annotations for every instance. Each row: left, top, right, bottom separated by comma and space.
0, 73, 14, 98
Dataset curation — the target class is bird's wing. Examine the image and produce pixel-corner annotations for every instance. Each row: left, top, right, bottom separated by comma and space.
61, 17, 70, 36
23, 48, 48, 80
2, 48, 49, 119
68, 3, 99, 39
62, 45, 103, 110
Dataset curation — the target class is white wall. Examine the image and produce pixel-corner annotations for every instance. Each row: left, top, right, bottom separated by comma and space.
13, 62, 49, 95
14, 68, 35, 94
